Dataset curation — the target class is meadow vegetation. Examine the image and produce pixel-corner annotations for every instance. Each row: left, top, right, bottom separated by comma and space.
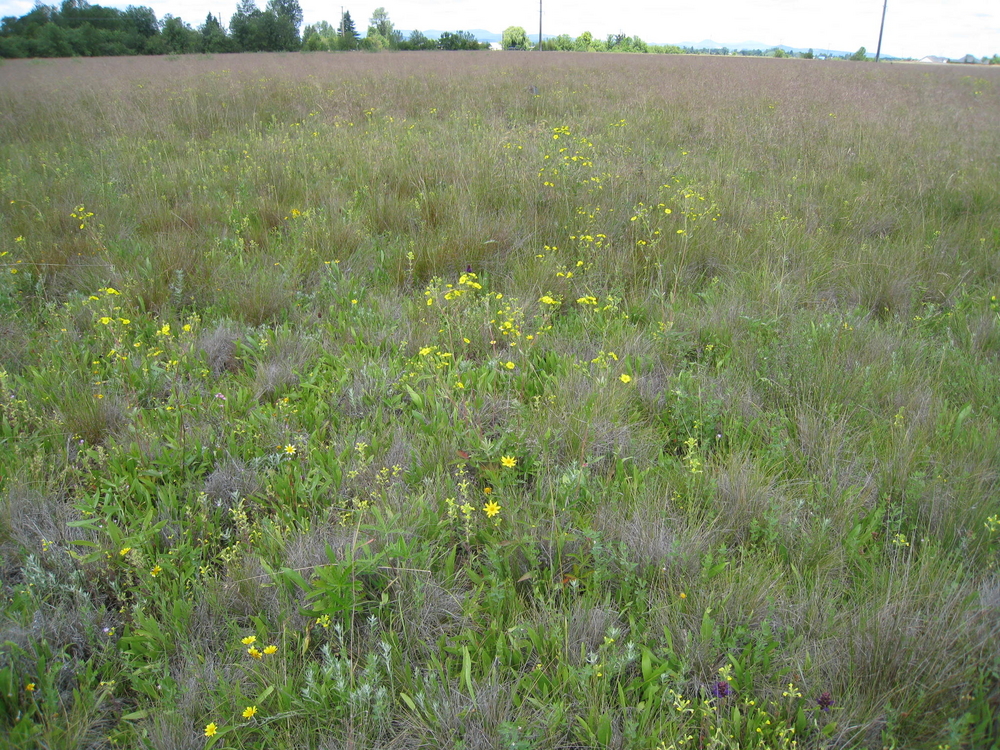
1, 51, 999, 749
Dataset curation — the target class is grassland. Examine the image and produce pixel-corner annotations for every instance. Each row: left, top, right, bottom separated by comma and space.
0, 50, 999, 749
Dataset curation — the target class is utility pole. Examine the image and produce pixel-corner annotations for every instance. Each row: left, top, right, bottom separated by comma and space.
875, 0, 888, 61
538, 0, 542, 50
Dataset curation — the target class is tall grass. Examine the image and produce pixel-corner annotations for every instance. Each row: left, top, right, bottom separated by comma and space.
1, 51, 999, 749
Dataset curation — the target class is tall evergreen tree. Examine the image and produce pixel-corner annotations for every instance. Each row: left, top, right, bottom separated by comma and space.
199, 12, 232, 52
336, 10, 358, 50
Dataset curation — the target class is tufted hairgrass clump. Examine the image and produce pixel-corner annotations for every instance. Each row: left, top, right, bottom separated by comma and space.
1, 52, 999, 749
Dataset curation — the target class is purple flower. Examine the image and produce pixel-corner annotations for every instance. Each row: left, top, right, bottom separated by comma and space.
709, 680, 732, 698
215, 393, 226, 401
816, 691, 834, 711
466, 265, 473, 274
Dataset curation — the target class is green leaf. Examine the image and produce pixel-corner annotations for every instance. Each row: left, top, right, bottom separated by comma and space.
461, 645, 476, 701
596, 713, 611, 746
700, 607, 715, 643
404, 384, 423, 410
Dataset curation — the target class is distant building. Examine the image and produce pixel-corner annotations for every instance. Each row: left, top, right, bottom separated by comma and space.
920, 55, 947, 63
490, 42, 503, 51
953, 54, 981, 64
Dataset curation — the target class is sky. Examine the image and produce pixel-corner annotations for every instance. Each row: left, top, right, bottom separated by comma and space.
1, 0, 997, 59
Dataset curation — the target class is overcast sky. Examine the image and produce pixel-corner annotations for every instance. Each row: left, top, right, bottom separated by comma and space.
1, 0, 997, 59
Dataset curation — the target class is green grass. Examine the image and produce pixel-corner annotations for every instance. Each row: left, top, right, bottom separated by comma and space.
1, 51, 999, 749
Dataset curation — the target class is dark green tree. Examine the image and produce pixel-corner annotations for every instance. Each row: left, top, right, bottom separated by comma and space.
437, 30, 484, 50
58, 0, 91, 28
263, 0, 301, 50
160, 14, 199, 53
0, 0, 168, 57
229, 0, 300, 52
1, 3, 55, 37
849, 46, 867, 61
35, 21, 74, 56
268, 0, 302, 29
124, 5, 158, 38
230, 0, 264, 51
1, 3, 55, 56
302, 21, 333, 50
336, 10, 358, 49
199, 12, 233, 52
399, 29, 434, 50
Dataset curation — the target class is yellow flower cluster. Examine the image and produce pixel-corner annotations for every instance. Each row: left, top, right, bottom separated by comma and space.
242, 634, 279, 658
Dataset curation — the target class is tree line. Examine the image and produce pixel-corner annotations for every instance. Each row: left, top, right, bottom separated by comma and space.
5, 3, 997, 62
0, 2, 486, 58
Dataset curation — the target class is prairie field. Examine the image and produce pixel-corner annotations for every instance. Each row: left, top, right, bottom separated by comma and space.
1, 51, 1000, 749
